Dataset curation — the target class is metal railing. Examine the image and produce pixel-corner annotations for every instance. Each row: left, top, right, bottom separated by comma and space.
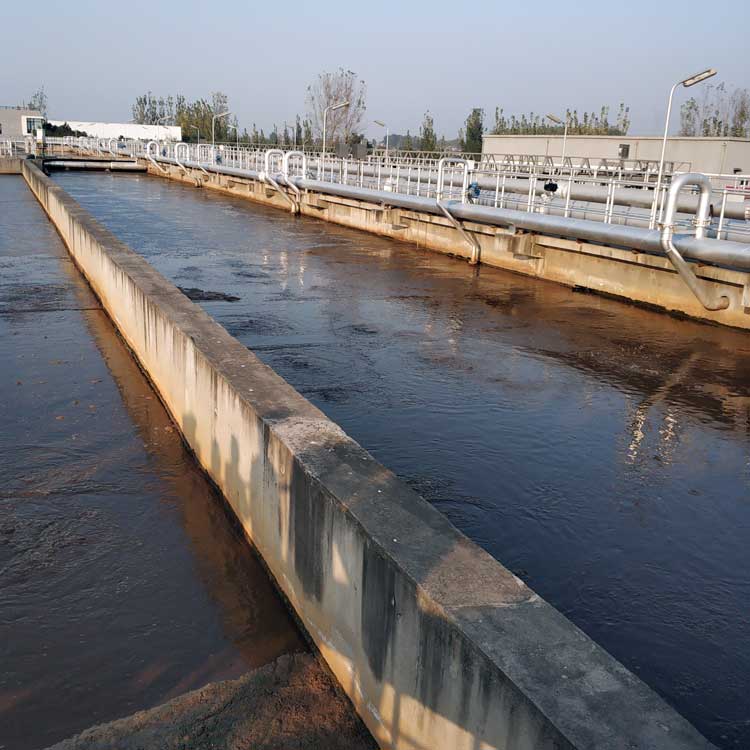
53, 137, 750, 243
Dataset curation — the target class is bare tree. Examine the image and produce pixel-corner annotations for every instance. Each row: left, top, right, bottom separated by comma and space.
27, 87, 48, 118
306, 69, 366, 145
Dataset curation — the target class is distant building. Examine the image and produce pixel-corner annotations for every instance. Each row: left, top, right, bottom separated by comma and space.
47, 120, 182, 141
0, 106, 45, 138
482, 134, 750, 175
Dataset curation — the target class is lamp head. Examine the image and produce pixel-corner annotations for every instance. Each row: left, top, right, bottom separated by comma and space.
545, 113, 562, 125
681, 69, 716, 87
374, 119, 386, 127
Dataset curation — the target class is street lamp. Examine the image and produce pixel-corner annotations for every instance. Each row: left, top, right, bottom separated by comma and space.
212, 110, 232, 150
322, 100, 349, 176
189, 125, 200, 144
228, 123, 240, 149
652, 68, 717, 227
374, 119, 389, 164
546, 112, 569, 171
157, 115, 171, 144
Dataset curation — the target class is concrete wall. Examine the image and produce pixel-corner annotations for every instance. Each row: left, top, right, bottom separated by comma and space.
0, 157, 22, 174
145, 160, 750, 331
22, 160, 714, 749
482, 135, 750, 174
0, 107, 43, 138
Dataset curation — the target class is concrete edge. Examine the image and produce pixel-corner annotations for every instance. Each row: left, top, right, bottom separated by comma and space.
23, 160, 715, 750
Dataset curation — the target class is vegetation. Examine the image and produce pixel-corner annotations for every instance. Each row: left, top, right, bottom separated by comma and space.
419, 111, 437, 152
26, 87, 48, 118
129, 70, 369, 148
305, 68, 367, 146
44, 122, 86, 137
461, 108, 485, 153
491, 103, 630, 136
679, 83, 750, 138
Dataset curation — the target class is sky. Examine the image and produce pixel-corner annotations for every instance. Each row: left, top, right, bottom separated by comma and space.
2, 0, 747, 140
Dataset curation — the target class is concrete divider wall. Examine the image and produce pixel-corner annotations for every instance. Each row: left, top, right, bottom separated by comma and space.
23, 160, 714, 750
0, 157, 22, 174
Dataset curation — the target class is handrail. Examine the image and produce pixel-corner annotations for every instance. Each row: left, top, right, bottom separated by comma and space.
264, 148, 284, 176
259, 149, 298, 214
282, 150, 307, 179
145, 141, 169, 174
660, 173, 729, 310
435, 158, 481, 262
437, 157, 470, 203
174, 142, 190, 173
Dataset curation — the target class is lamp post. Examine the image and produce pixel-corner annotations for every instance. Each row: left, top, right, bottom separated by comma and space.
212, 110, 232, 151
189, 125, 200, 144
374, 119, 389, 164
157, 115, 171, 144
652, 68, 716, 227
322, 100, 349, 178
545, 112, 569, 171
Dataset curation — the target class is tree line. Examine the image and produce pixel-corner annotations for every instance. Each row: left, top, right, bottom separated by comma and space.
35, 69, 749, 154
679, 83, 750, 138
130, 69, 367, 147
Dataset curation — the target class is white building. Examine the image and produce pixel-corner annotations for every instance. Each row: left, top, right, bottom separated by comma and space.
0, 107, 44, 138
482, 134, 750, 175
48, 120, 182, 141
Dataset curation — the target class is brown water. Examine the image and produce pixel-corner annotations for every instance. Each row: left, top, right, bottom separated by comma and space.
52, 171, 750, 748
0, 176, 304, 749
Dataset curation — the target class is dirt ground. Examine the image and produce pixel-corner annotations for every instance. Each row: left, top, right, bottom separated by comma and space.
46, 653, 377, 750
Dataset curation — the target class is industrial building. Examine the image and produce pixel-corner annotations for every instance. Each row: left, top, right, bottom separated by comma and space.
482, 134, 750, 175
0, 106, 44, 138
47, 120, 182, 141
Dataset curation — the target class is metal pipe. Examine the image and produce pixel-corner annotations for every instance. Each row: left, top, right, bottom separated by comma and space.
438, 201, 482, 264
660, 173, 729, 310
145, 141, 169, 174
148, 155, 750, 272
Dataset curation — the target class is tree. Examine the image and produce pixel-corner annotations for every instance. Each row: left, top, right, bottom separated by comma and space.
302, 118, 314, 148
491, 103, 629, 135
419, 111, 437, 152
45, 121, 86, 137
402, 130, 414, 150
679, 83, 750, 138
131, 91, 233, 141
27, 87, 48, 118
306, 68, 366, 146
462, 108, 484, 153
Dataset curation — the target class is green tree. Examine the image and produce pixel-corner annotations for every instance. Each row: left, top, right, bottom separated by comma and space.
461, 108, 484, 154
302, 118, 314, 148
419, 111, 438, 152
402, 130, 414, 150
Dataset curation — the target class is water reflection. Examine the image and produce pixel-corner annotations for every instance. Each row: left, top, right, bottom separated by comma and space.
0, 176, 302, 750
54, 172, 750, 748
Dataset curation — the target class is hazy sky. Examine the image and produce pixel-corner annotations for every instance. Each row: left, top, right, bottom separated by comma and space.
2, 0, 747, 139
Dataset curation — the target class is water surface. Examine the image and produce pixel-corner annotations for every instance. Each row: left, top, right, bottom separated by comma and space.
0, 176, 303, 749
54, 171, 750, 748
